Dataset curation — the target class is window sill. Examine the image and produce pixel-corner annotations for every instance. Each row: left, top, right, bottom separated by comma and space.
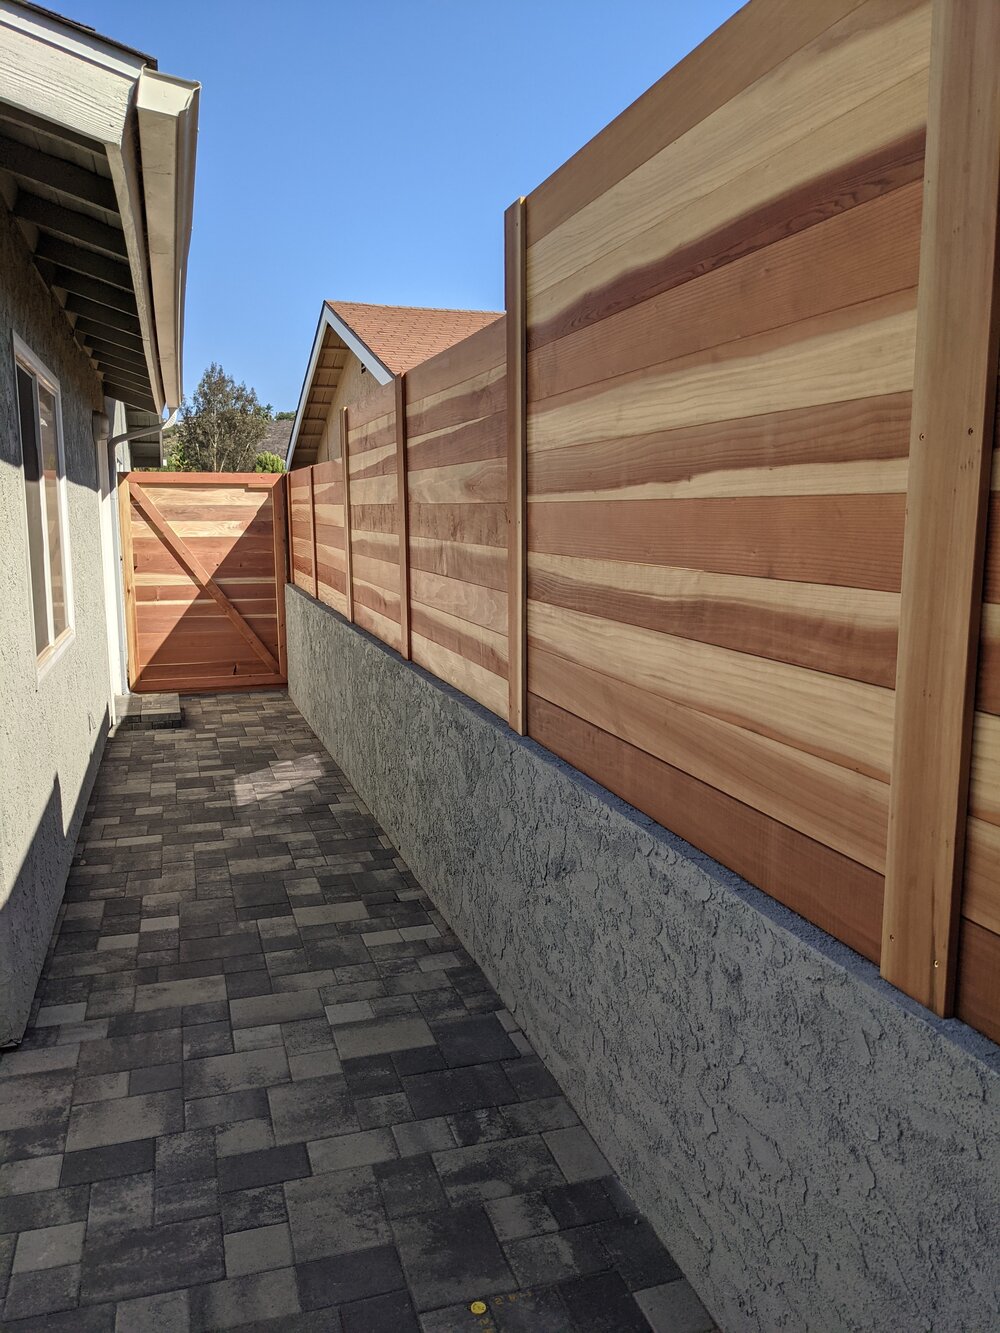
36, 626, 75, 682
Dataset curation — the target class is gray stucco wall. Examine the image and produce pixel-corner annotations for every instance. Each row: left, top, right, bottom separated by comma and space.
287, 585, 1000, 1333
0, 201, 113, 1044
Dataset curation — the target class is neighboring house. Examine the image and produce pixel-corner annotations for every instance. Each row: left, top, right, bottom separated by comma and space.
0, 1, 198, 1044
260, 415, 293, 464
286, 301, 502, 469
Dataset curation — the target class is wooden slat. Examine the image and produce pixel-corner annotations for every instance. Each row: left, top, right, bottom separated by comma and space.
882, 0, 1000, 1015
954, 919, 1000, 1044
128, 481, 281, 676
528, 694, 884, 963
117, 474, 140, 688
342, 407, 354, 623
506, 196, 527, 734
272, 481, 288, 677
527, 0, 876, 244
396, 375, 411, 660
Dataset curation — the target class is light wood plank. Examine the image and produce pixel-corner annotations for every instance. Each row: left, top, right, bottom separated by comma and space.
412, 631, 508, 717
882, 0, 1000, 1015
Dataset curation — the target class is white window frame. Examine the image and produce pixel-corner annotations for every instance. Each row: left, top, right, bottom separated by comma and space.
12, 333, 75, 676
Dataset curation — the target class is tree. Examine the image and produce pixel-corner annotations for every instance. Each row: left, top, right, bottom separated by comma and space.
273, 410, 296, 421
167, 363, 271, 472
254, 451, 286, 473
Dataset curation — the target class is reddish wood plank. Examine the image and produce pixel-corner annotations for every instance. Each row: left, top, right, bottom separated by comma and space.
528, 693, 883, 963
954, 919, 1000, 1044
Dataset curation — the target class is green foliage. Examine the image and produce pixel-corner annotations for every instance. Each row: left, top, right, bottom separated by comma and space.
254, 451, 286, 473
166, 363, 272, 472
273, 410, 296, 420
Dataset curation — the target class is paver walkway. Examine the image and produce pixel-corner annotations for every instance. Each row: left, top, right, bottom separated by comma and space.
0, 691, 716, 1332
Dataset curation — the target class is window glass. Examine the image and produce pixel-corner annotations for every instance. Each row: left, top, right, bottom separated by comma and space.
14, 347, 72, 661
15, 363, 48, 654
37, 381, 67, 639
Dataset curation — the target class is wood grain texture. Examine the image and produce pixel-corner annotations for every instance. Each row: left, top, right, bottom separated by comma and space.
530, 646, 888, 870
528, 554, 899, 687
529, 179, 922, 390
412, 631, 508, 717
528, 494, 905, 592
122, 474, 287, 693
507, 196, 527, 735
954, 919, 1000, 1044
527, 600, 894, 781
527, 0, 877, 243
396, 375, 411, 660
528, 694, 884, 963
883, 0, 1000, 1015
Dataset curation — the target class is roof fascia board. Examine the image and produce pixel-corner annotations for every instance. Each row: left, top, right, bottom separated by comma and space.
136, 69, 199, 411
286, 305, 393, 468
0, 2, 141, 143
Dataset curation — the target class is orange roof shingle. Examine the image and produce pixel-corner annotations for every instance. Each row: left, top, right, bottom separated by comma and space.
326, 301, 502, 376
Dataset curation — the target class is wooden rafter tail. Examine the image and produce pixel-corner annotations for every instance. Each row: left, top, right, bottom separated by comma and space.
127, 480, 281, 676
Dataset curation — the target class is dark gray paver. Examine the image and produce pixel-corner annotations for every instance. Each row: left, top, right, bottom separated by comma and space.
0, 691, 714, 1331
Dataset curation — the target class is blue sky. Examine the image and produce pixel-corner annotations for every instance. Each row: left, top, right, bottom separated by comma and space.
79, 1, 741, 412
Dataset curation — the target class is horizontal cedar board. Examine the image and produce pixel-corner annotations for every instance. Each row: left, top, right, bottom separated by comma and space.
314, 522, 345, 551
530, 136, 923, 356
528, 293, 917, 454
406, 412, 506, 474
349, 385, 397, 431
353, 579, 401, 622
353, 601, 401, 650
528, 494, 904, 591
526, 0, 885, 243
528, 599, 893, 781
975, 604, 1000, 713
350, 448, 396, 482
128, 473, 281, 487
350, 531, 398, 564
528, 555, 898, 687
350, 503, 399, 536
528, 393, 911, 502
134, 579, 277, 603
979, 495, 1000, 600
410, 603, 508, 679
405, 374, 506, 440
133, 547, 277, 578
134, 603, 277, 633
409, 536, 507, 591
527, 5, 930, 310
528, 693, 883, 962
530, 174, 921, 381
349, 421, 396, 457
410, 568, 508, 634
316, 562, 347, 596
411, 631, 508, 718
409, 502, 507, 548
955, 920, 1000, 1045
134, 670, 285, 694
132, 504, 273, 526
351, 475, 397, 505
405, 317, 506, 403
964, 817, 1000, 935
407, 458, 507, 506
530, 645, 886, 870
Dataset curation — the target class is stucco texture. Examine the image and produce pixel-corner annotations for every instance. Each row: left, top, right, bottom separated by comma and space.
0, 200, 113, 1044
287, 585, 1000, 1333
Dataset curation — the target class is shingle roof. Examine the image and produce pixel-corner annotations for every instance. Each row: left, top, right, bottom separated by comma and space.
326, 301, 503, 376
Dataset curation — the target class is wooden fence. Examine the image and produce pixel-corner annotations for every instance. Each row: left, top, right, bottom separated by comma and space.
286, 0, 1000, 1047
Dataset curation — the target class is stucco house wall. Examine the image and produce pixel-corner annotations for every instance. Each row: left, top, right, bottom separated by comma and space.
313, 352, 384, 464
0, 200, 116, 1044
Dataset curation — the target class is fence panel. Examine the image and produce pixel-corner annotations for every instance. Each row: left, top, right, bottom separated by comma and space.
405, 317, 508, 717
288, 468, 315, 596
346, 380, 401, 651
520, 0, 933, 963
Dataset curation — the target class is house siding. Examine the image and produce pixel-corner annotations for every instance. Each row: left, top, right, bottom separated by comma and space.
0, 200, 115, 1044
313, 352, 384, 464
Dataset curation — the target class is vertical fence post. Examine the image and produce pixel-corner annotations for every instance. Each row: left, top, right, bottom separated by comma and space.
340, 406, 354, 624
272, 475, 288, 679
117, 473, 140, 689
882, 0, 1000, 1015
395, 373, 411, 660
505, 196, 527, 735
308, 466, 319, 601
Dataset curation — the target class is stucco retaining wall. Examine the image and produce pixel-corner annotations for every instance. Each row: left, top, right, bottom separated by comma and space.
286, 585, 1000, 1333
0, 202, 112, 1044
